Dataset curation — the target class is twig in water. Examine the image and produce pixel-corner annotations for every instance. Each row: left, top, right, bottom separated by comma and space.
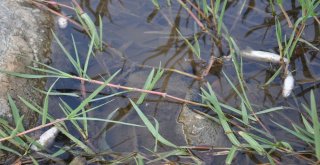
176, 0, 206, 31
30, 0, 83, 29
314, 16, 320, 25
279, 5, 293, 28
0, 118, 67, 142
72, 76, 207, 107
136, 64, 202, 80
185, 0, 211, 24
201, 54, 215, 78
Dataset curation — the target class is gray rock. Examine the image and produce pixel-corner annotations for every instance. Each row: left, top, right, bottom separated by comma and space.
0, 0, 52, 125
178, 106, 227, 146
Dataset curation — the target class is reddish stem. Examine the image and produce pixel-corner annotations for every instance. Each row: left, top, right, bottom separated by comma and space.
176, 0, 206, 31
0, 118, 66, 142
71, 76, 207, 107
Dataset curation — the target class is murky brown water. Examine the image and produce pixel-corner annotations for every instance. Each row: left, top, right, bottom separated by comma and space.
48, 0, 319, 164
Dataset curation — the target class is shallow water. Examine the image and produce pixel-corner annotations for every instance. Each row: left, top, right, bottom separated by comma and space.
48, 0, 319, 164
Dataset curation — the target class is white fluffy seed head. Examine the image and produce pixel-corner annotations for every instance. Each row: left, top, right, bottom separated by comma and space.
58, 16, 68, 29
282, 72, 294, 98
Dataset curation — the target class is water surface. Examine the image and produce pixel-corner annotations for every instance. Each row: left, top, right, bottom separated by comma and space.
48, 0, 320, 164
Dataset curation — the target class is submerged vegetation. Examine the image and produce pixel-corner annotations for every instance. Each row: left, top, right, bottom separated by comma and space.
0, 0, 319, 164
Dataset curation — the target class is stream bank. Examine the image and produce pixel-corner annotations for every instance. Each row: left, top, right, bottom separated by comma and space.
0, 0, 52, 130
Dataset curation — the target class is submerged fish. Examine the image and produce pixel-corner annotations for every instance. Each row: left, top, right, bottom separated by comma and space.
282, 72, 294, 98
240, 49, 288, 64
31, 126, 60, 151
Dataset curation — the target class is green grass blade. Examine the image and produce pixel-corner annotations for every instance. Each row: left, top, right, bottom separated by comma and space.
301, 115, 314, 134
19, 97, 55, 122
83, 34, 95, 77
153, 117, 160, 152
130, 100, 177, 148
151, 0, 160, 9
239, 131, 265, 155
59, 101, 84, 137
99, 15, 103, 50
273, 121, 314, 143
68, 70, 119, 117
226, 146, 237, 165
0, 144, 22, 156
33, 87, 79, 97
81, 13, 100, 48
10, 115, 24, 138
310, 90, 320, 160
241, 101, 249, 125
90, 91, 128, 102
292, 124, 314, 139
263, 66, 282, 86
27, 66, 62, 76
176, 28, 201, 58
202, 0, 209, 16
51, 30, 81, 75
147, 149, 187, 163
57, 126, 94, 154
219, 103, 256, 121
254, 106, 285, 115
42, 78, 59, 125
217, 0, 228, 35
193, 34, 201, 57
30, 156, 39, 165
137, 69, 155, 104
71, 34, 80, 69
71, 117, 144, 127
137, 67, 163, 104
201, 83, 240, 146
7, 94, 25, 131
0, 70, 62, 79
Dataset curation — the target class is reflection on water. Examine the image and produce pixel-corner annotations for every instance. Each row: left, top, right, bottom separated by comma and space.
48, 0, 319, 163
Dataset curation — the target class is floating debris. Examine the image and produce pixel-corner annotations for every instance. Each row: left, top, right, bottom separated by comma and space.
57, 16, 68, 29
240, 49, 288, 64
31, 126, 60, 151
282, 72, 294, 97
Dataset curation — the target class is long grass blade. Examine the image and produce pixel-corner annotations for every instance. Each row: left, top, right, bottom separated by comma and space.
239, 131, 265, 155
254, 106, 285, 115
8, 94, 24, 132
42, 78, 59, 125
68, 70, 119, 117
0, 144, 22, 156
241, 101, 249, 125
137, 68, 163, 104
263, 66, 282, 86
52, 30, 82, 75
310, 90, 320, 160
273, 121, 314, 143
130, 100, 177, 148
201, 83, 240, 146
10, 115, 24, 138
226, 146, 237, 165
71, 117, 144, 127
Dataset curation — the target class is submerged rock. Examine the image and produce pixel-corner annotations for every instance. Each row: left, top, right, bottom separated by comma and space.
178, 105, 227, 146
178, 89, 230, 162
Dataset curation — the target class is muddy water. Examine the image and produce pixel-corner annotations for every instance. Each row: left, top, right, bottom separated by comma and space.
48, 0, 319, 164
